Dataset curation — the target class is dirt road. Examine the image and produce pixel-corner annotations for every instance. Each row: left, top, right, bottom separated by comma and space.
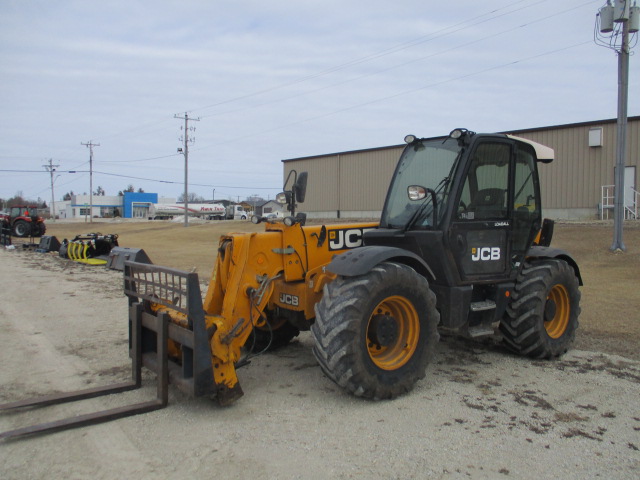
1, 220, 639, 479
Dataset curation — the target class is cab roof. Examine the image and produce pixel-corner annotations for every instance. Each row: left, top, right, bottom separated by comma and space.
506, 135, 554, 163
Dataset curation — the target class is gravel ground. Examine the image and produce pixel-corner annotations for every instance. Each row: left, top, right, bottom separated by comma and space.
1, 235, 639, 479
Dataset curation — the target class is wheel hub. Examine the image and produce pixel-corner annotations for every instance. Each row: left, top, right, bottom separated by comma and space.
544, 284, 570, 339
368, 314, 399, 347
544, 298, 557, 323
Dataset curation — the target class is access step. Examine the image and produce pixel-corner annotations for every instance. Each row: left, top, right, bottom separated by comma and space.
470, 300, 497, 312
466, 324, 497, 338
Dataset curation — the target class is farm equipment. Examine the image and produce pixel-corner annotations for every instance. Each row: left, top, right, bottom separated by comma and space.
0, 205, 46, 237
125, 129, 581, 403
60, 233, 119, 265
0, 129, 582, 439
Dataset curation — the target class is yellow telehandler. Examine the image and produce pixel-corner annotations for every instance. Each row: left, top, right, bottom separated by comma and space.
1, 128, 582, 439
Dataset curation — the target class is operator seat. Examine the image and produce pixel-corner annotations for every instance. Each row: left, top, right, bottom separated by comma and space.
468, 188, 506, 219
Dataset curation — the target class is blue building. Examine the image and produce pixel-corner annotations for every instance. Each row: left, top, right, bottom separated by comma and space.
123, 192, 159, 219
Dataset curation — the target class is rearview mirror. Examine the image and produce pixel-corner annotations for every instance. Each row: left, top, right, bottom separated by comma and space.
276, 192, 290, 204
293, 172, 308, 203
408, 185, 427, 201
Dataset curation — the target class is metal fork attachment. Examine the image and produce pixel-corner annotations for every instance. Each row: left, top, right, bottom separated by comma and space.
0, 303, 168, 441
123, 261, 215, 398
0, 261, 214, 441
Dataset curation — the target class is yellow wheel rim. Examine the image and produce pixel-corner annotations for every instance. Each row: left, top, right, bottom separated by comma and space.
367, 295, 420, 370
545, 284, 570, 339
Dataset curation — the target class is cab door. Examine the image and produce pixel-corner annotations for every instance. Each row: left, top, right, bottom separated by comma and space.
449, 140, 513, 283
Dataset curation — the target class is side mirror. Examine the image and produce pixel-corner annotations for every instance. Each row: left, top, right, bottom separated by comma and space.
293, 172, 308, 203
281, 170, 308, 217
408, 185, 427, 201
275, 192, 291, 205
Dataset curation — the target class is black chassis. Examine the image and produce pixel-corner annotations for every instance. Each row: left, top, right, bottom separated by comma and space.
326, 133, 582, 331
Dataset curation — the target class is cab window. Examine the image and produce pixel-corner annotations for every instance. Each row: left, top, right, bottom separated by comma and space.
458, 143, 511, 220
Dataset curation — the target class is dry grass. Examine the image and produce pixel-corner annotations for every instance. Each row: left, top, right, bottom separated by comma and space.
40, 218, 640, 360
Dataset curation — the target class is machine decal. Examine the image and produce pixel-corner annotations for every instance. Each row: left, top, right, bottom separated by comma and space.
471, 247, 501, 262
328, 227, 376, 251
279, 293, 299, 306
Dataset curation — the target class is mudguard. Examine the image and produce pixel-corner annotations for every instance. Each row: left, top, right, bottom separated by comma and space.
327, 245, 435, 281
527, 245, 583, 286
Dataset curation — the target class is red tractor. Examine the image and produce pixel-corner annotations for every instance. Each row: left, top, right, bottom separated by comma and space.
0, 205, 47, 237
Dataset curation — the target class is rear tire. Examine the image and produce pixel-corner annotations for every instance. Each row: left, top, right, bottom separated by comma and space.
12, 220, 31, 237
311, 262, 439, 400
500, 259, 580, 359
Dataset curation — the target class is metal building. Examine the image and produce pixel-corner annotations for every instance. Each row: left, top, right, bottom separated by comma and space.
282, 116, 639, 220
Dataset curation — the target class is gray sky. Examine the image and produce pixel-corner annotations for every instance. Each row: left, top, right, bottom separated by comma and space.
1, 0, 638, 204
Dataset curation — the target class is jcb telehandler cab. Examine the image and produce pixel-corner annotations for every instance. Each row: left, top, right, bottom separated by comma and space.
1, 129, 581, 440
313, 128, 581, 398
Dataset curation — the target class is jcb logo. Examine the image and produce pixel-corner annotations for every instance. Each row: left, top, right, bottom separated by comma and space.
279, 293, 299, 306
471, 247, 501, 262
328, 228, 375, 251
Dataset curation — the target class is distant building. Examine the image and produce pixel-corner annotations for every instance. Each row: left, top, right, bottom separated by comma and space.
240, 201, 255, 214
257, 200, 285, 217
123, 192, 158, 219
282, 116, 640, 220
52, 192, 172, 219
58, 194, 123, 219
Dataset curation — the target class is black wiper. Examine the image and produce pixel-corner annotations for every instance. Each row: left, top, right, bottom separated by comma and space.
402, 175, 452, 232
403, 189, 437, 232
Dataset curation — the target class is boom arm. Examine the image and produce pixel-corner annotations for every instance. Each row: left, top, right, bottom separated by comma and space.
200, 221, 378, 403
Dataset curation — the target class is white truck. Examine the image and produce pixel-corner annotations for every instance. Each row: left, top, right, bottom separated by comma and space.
149, 203, 247, 220
224, 204, 248, 220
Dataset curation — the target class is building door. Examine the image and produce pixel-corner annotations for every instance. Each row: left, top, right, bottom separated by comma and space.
625, 166, 636, 218
625, 166, 636, 208
132, 203, 150, 219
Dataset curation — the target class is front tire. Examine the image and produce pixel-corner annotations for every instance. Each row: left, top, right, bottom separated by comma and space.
500, 259, 580, 359
311, 262, 439, 400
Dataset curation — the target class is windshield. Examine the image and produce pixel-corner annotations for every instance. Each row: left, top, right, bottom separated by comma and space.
380, 138, 462, 229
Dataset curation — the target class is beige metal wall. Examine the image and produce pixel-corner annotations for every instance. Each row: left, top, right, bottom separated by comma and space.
283, 147, 402, 218
510, 117, 639, 218
283, 117, 639, 219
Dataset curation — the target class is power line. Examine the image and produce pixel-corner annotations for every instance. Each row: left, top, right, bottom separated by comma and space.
100, 153, 182, 164
191, 0, 551, 116
192, 40, 592, 152
197, 0, 597, 123
1, 0, 599, 173
0, 168, 279, 190
91, 170, 279, 189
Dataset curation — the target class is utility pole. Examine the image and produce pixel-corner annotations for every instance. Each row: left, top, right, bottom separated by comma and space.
595, 1, 639, 252
43, 158, 60, 222
174, 112, 200, 227
81, 140, 100, 224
